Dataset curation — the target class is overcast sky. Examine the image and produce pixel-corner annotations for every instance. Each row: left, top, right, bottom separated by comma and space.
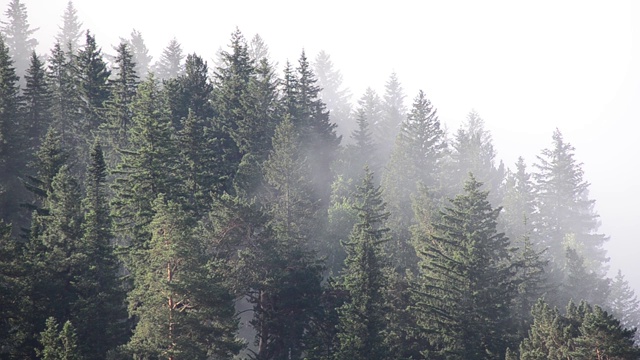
6, 0, 640, 288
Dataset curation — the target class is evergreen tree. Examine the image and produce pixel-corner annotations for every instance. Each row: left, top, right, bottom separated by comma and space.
37, 318, 83, 360
336, 167, 392, 360
111, 75, 178, 253
21, 51, 52, 153
127, 29, 152, 79
155, 37, 184, 81
75, 30, 111, 138
47, 41, 80, 144
248, 33, 271, 63
284, 50, 341, 208
102, 41, 138, 154
448, 110, 505, 204
166, 53, 214, 129
382, 90, 447, 272
413, 174, 515, 359
0, 34, 24, 225
73, 141, 127, 359
501, 157, 536, 243
607, 270, 640, 340
1, 0, 37, 84
374, 72, 406, 163
559, 247, 610, 308
55, 1, 83, 54
314, 50, 352, 140
126, 196, 242, 359
533, 128, 608, 275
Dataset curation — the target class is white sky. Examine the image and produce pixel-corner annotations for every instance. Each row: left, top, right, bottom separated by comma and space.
7, 0, 640, 288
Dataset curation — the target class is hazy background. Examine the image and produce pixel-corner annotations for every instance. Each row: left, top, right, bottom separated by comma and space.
7, 0, 640, 289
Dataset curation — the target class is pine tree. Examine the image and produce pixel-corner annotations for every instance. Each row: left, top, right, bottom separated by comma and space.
413, 174, 515, 359
533, 128, 608, 275
155, 38, 184, 81
126, 196, 242, 359
336, 168, 392, 360
56, 1, 83, 54
1, 0, 37, 84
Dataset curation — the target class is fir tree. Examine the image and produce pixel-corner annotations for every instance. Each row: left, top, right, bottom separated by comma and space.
155, 38, 184, 81
126, 196, 242, 359
248, 33, 271, 63
374, 72, 406, 163
533, 128, 608, 275
336, 167, 392, 360
501, 157, 536, 244
314, 50, 352, 140
37, 318, 83, 360
607, 270, 640, 340
127, 29, 152, 79
21, 51, 52, 153
1, 0, 37, 84
413, 174, 515, 359
55, 1, 83, 54
47, 41, 80, 144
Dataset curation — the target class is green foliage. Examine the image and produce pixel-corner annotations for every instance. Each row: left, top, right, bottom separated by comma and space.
413, 174, 515, 359
37, 317, 83, 360
126, 196, 242, 359
336, 168, 392, 360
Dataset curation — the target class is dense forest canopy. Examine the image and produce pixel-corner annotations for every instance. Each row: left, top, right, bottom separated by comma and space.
1, 1, 639, 359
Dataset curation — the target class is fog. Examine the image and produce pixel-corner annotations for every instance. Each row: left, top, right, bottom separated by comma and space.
8, 0, 640, 287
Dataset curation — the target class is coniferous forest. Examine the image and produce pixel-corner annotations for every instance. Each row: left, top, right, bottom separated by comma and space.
1, 1, 640, 359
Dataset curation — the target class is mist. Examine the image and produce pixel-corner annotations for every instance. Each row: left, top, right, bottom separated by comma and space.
1, 0, 640, 359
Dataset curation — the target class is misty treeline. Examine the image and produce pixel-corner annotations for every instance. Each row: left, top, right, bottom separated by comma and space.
0, 1, 639, 360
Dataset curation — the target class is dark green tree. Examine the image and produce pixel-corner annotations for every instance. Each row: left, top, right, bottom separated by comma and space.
21, 51, 52, 153
0, 34, 24, 225
37, 317, 83, 360
111, 75, 178, 254
102, 41, 138, 155
126, 196, 242, 359
47, 41, 80, 144
336, 167, 392, 360
413, 174, 515, 359
75, 30, 111, 138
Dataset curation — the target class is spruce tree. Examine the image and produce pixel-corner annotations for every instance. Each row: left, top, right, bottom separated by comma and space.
248, 33, 271, 63
126, 196, 242, 359
607, 270, 640, 340
413, 174, 515, 359
533, 128, 608, 275
336, 167, 392, 360
382, 90, 447, 272
21, 51, 52, 154
374, 72, 406, 163
314, 50, 352, 140
75, 30, 111, 139
37, 317, 83, 360
0, 33, 25, 225
1, 0, 37, 84
154, 38, 184, 81
127, 29, 152, 79
55, 1, 83, 54
47, 41, 80, 144
501, 157, 536, 244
